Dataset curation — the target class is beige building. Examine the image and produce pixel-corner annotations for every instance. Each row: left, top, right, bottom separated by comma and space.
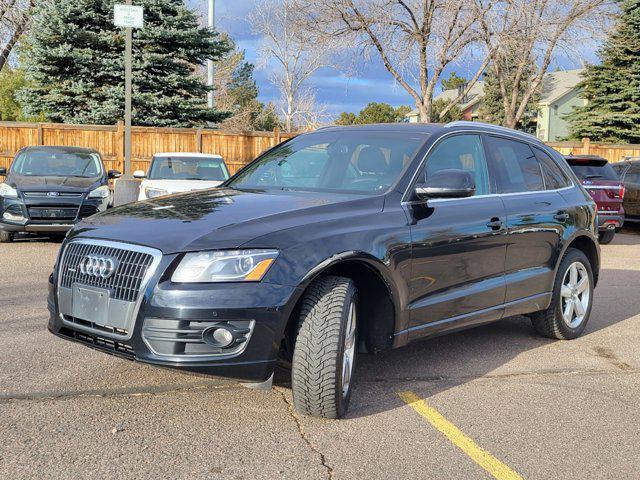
405, 69, 585, 141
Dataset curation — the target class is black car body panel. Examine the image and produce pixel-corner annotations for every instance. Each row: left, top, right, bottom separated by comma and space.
48, 123, 599, 382
613, 159, 640, 223
0, 146, 114, 235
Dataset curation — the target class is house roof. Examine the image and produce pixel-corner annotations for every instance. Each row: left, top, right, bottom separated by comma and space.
407, 69, 584, 117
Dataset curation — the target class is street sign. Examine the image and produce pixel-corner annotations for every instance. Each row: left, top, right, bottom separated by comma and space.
114, 4, 144, 28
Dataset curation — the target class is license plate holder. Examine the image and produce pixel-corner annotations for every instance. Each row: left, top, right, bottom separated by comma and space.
72, 285, 111, 327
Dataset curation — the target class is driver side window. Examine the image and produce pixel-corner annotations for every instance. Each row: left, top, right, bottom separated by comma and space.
418, 135, 490, 196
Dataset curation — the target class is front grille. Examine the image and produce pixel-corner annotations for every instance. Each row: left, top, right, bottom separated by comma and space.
23, 192, 83, 198
60, 327, 134, 357
28, 206, 79, 220
59, 241, 155, 302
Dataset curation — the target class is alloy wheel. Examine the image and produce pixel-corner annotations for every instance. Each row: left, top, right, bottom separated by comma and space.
342, 301, 357, 398
560, 261, 590, 329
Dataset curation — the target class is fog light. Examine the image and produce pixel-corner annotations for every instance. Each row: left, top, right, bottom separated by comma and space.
2, 211, 26, 223
203, 326, 234, 347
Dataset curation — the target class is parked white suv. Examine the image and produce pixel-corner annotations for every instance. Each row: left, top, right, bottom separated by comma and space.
135, 152, 230, 200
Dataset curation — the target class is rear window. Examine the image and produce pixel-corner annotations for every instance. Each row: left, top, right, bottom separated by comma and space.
566, 158, 619, 181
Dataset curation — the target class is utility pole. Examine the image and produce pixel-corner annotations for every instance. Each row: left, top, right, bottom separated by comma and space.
207, 0, 215, 108
124, 0, 133, 176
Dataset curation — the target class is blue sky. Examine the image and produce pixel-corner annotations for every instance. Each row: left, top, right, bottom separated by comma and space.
193, 1, 599, 118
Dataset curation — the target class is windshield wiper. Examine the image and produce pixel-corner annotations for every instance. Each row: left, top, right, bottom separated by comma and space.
584, 174, 604, 179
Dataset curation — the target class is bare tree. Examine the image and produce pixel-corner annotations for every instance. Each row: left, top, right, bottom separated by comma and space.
478, 0, 614, 128
0, 0, 34, 72
249, 0, 335, 132
291, 0, 494, 123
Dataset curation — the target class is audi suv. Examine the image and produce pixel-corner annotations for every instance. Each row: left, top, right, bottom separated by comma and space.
0, 146, 120, 242
48, 122, 599, 419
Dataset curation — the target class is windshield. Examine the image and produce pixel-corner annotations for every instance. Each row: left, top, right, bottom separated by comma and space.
148, 156, 230, 181
227, 130, 427, 194
11, 150, 103, 177
568, 162, 619, 181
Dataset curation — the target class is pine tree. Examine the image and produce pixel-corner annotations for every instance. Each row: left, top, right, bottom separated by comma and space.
568, 0, 640, 142
18, 0, 230, 127
441, 71, 466, 91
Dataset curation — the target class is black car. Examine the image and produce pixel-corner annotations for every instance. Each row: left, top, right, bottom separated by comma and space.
612, 159, 640, 223
48, 122, 599, 419
0, 146, 120, 242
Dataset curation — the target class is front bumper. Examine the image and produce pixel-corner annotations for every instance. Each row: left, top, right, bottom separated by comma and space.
0, 195, 108, 234
597, 212, 624, 231
47, 253, 300, 383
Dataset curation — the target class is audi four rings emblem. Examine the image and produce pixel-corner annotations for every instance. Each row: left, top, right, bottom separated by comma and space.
79, 255, 118, 279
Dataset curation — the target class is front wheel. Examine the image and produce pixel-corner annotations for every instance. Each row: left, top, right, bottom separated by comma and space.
598, 230, 615, 245
530, 248, 594, 340
291, 275, 357, 419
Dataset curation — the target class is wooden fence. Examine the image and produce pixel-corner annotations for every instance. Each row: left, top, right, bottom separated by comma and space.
0, 121, 295, 175
547, 137, 640, 163
2, 121, 639, 175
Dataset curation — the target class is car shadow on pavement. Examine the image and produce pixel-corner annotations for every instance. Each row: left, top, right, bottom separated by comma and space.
310, 266, 640, 419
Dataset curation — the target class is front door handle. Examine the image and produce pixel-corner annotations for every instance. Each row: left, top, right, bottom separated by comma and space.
554, 211, 570, 222
486, 217, 503, 230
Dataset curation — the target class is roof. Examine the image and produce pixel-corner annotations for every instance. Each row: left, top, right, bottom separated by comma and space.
406, 69, 584, 117
20, 146, 100, 154
315, 123, 441, 134
153, 152, 223, 159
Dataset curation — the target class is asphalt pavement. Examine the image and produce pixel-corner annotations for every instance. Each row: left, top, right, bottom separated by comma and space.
2, 231, 640, 479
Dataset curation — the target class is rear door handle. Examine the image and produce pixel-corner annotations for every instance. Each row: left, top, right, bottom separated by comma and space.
486, 217, 503, 230
554, 211, 570, 222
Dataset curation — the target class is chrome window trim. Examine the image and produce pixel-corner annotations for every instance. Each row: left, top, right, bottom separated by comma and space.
56, 238, 163, 341
583, 185, 623, 190
401, 128, 575, 205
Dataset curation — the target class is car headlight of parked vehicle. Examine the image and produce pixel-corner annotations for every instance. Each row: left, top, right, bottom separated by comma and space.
0, 183, 18, 198
172, 249, 279, 283
88, 185, 110, 199
145, 187, 168, 199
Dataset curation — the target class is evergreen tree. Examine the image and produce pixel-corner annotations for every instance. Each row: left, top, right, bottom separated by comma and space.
441, 71, 466, 91
335, 103, 412, 125
568, 0, 640, 142
0, 68, 28, 120
479, 53, 539, 131
18, 0, 230, 127
335, 112, 357, 125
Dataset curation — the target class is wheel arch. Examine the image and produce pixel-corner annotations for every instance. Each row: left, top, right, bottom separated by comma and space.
283, 252, 401, 356
557, 232, 600, 286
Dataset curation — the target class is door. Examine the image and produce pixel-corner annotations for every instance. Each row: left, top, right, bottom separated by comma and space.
405, 134, 507, 337
484, 136, 570, 306
622, 166, 640, 219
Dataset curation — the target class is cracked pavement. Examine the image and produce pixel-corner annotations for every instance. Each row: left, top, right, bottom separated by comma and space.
2, 231, 640, 479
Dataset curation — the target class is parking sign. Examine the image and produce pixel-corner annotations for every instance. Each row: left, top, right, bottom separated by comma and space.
114, 4, 144, 28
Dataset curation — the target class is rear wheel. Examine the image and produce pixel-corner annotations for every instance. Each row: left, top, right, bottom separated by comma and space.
598, 230, 615, 245
0, 231, 13, 243
291, 275, 357, 419
530, 248, 593, 340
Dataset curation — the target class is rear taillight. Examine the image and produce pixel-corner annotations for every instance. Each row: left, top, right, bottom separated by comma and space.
620, 185, 625, 199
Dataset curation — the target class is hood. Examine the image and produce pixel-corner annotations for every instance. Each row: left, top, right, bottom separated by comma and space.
8, 174, 101, 192
72, 187, 383, 253
142, 179, 224, 194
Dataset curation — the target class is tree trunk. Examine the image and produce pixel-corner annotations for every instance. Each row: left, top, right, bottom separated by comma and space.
417, 102, 430, 123
0, 22, 25, 73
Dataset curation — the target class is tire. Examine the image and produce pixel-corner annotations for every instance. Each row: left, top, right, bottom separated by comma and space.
291, 275, 358, 419
530, 248, 594, 340
0, 230, 13, 243
598, 230, 615, 245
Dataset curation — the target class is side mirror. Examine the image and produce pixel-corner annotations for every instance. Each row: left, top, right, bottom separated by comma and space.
415, 169, 475, 200
108, 169, 122, 179
133, 170, 146, 179
0, 167, 6, 176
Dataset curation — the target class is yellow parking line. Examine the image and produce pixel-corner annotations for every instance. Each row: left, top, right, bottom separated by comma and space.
398, 391, 524, 480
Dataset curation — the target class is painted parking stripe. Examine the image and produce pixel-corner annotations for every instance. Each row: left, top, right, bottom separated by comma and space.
398, 391, 524, 480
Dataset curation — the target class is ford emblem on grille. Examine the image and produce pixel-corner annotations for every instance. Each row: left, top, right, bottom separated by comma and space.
79, 255, 119, 279
47, 191, 60, 197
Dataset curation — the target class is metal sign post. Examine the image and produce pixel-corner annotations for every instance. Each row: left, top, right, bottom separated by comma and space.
113, 2, 144, 205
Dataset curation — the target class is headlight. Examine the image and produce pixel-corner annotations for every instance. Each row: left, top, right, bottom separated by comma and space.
88, 185, 110, 198
145, 187, 168, 199
0, 183, 18, 198
172, 249, 279, 283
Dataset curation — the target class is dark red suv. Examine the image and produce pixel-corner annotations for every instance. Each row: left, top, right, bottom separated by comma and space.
566, 155, 624, 244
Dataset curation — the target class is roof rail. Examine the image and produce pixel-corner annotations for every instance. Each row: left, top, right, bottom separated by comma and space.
444, 120, 539, 140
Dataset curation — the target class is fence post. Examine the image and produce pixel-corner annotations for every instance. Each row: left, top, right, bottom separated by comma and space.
273, 126, 281, 146
37, 123, 43, 145
582, 137, 591, 155
196, 127, 203, 153
116, 120, 125, 172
